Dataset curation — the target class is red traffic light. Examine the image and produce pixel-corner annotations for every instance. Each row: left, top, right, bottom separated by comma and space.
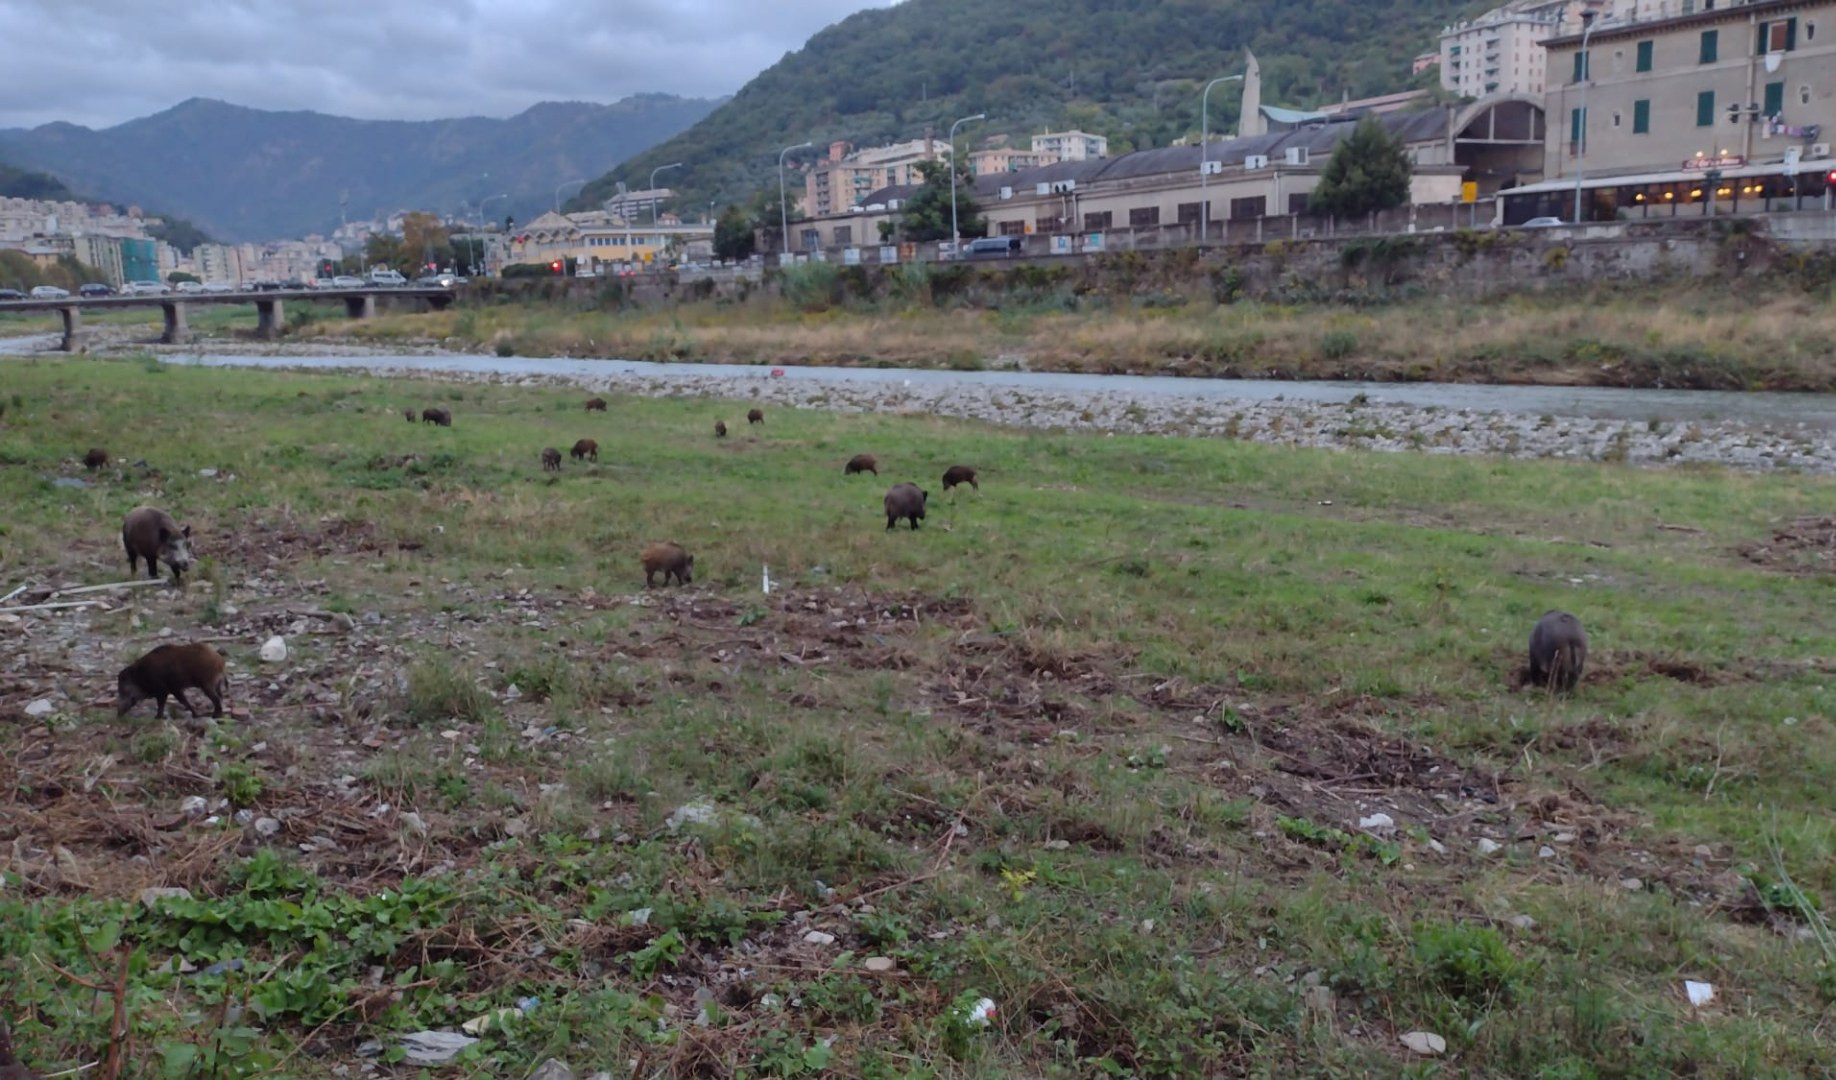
1827, 170, 1836, 183
551, 261, 563, 272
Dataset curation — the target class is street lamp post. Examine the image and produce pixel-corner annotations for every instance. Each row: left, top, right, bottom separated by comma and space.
1572, 15, 1598, 224
779, 142, 813, 262
948, 113, 986, 255
1200, 74, 1245, 246
554, 179, 586, 213
649, 163, 684, 225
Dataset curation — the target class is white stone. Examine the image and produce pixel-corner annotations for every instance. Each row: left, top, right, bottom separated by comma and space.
24, 699, 54, 718
802, 930, 836, 946
666, 801, 719, 831
863, 956, 895, 973
1399, 1031, 1447, 1056
1357, 813, 1396, 834
1537, 845, 1557, 859
254, 817, 281, 838
259, 636, 287, 663
180, 795, 209, 816
1476, 838, 1503, 855
1508, 914, 1537, 930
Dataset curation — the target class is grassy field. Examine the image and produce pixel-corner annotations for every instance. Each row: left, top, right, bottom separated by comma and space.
276, 278, 1836, 392
1, 355, 1834, 1078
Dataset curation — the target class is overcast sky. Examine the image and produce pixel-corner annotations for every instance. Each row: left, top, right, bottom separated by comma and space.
0, 0, 894, 130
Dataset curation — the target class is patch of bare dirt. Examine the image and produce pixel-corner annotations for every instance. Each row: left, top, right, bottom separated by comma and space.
224, 515, 428, 565
1739, 515, 1836, 575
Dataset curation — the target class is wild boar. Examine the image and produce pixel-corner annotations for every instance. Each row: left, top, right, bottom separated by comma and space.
942, 465, 979, 491
1528, 610, 1588, 693
542, 447, 562, 471
82, 447, 109, 470
747, 408, 764, 425
715, 420, 728, 438
641, 541, 694, 587
421, 407, 452, 427
884, 482, 927, 530
571, 438, 599, 462
403, 408, 415, 423
116, 642, 227, 719
121, 506, 194, 584
585, 397, 608, 412
845, 453, 878, 476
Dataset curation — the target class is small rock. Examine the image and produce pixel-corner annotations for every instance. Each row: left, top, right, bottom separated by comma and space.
1551, 831, 1576, 844
527, 1059, 574, 1080
1537, 845, 1556, 859
1357, 813, 1396, 834
802, 930, 836, 946
199, 468, 218, 478
1399, 1031, 1447, 1056
1620, 877, 1643, 891
1508, 914, 1537, 931
1426, 839, 1447, 855
259, 636, 287, 663
24, 699, 55, 719
1476, 838, 1503, 856
666, 801, 719, 831
180, 795, 209, 816
400, 811, 429, 836
140, 886, 193, 910
254, 817, 281, 838
863, 956, 896, 973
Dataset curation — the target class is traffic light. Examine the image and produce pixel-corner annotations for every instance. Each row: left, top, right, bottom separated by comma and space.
551, 260, 563, 274
1826, 169, 1836, 184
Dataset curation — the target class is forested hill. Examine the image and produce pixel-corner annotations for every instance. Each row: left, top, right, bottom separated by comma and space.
578, 0, 1475, 214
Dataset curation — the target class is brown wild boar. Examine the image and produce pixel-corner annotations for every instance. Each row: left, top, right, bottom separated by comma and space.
121, 506, 194, 584
884, 482, 927, 530
641, 541, 694, 587
421, 407, 452, 427
585, 397, 608, 411
845, 453, 878, 476
83, 447, 109, 470
403, 408, 415, 423
714, 420, 728, 438
1528, 610, 1588, 693
747, 408, 764, 425
542, 447, 562, 471
0, 1020, 43, 1080
571, 438, 599, 462
116, 642, 227, 719
942, 465, 979, 491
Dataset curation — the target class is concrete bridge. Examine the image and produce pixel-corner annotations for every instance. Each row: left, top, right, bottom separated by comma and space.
0, 286, 456, 351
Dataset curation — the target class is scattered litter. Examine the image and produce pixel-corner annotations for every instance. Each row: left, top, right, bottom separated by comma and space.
140, 887, 193, 910
1684, 980, 1715, 1007
1357, 813, 1396, 834
1620, 877, 1643, 891
392, 1031, 478, 1065
1508, 914, 1537, 931
960, 997, 997, 1028
1399, 1031, 1446, 1056
1476, 838, 1503, 855
50, 476, 90, 490
528, 1059, 574, 1080
626, 908, 653, 927
259, 636, 287, 663
1537, 845, 1556, 859
461, 1008, 524, 1035
23, 699, 54, 718
199, 468, 218, 478
180, 796, 209, 816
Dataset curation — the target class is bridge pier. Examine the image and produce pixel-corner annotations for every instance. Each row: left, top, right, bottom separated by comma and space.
57, 305, 83, 352
255, 298, 285, 340
160, 301, 189, 345
344, 294, 376, 320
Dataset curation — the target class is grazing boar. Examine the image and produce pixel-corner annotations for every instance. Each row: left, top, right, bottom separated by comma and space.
116, 642, 227, 719
1528, 610, 1588, 693
403, 408, 415, 423
641, 541, 694, 587
585, 397, 608, 412
714, 420, 728, 438
83, 447, 109, 470
571, 438, 599, 462
121, 506, 194, 584
542, 447, 562, 471
747, 408, 764, 425
942, 465, 979, 491
421, 407, 452, 427
845, 453, 878, 476
884, 482, 927, 530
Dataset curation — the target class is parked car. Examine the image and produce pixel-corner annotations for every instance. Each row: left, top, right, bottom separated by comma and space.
248, 279, 282, 291
331, 275, 365, 289
0, 288, 25, 301
125, 280, 170, 295
1520, 216, 1569, 228
414, 271, 459, 288
30, 285, 70, 299
964, 236, 1023, 258
202, 280, 235, 293
368, 268, 408, 287
174, 280, 206, 294
79, 283, 113, 297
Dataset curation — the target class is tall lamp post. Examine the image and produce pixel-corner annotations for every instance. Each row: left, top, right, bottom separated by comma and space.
1200, 74, 1245, 246
554, 179, 586, 213
1572, 14, 1598, 224
779, 142, 813, 262
949, 113, 986, 254
649, 163, 684, 226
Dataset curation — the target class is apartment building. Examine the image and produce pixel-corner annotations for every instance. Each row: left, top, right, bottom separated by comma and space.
968, 147, 1055, 175
1030, 130, 1109, 161
506, 209, 713, 270
1442, 0, 1596, 97
803, 138, 943, 218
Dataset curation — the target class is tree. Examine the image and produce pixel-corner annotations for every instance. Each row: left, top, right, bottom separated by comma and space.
1308, 114, 1413, 218
896, 159, 985, 244
167, 271, 200, 285
713, 204, 756, 261
400, 212, 452, 274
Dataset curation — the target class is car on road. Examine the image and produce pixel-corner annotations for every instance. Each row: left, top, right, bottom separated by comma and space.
202, 280, 235, 293
368, 268, 408, 287
963, 235, 1023, 258
0, 288, 25, 301
79, 283, 113, 297
1520, 216, 1570, 228
175, 280, 206, 294
414, 271, 459, 288
308, 278, 335, 290
248, 279, 282, 291
29, 285, 70, 299
331, 275, 365, 289
125, 280, 170, 295
281, 279, 308, 291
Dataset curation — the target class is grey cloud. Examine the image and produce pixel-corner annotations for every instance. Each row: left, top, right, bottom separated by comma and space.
0, 0, 891, 130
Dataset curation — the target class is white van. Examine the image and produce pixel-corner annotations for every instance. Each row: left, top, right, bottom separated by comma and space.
368, 268, 408, 287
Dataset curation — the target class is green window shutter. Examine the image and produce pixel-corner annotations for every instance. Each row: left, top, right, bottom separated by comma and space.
1765, 82, 1785, 116
1573, 50, 1587, 82
1697, 90, 1715, 127
1788, 17, 1798, 50
1633, 99, 1651, 134
1571, 107, 1587, 148
1636, 41, 1653, 71
1700, 29, 1718, 63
